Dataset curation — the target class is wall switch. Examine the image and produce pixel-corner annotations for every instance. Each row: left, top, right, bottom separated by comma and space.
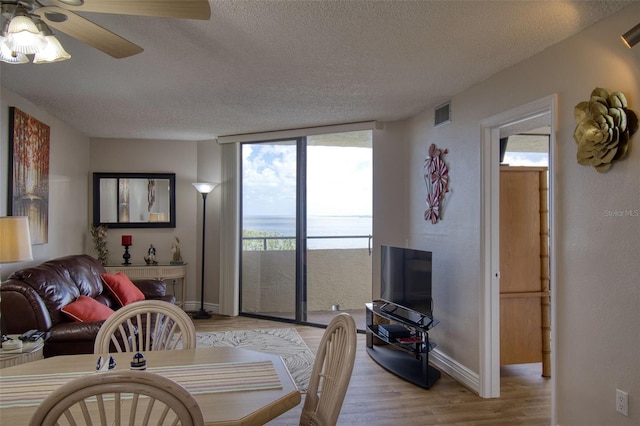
616, 389, 629, 416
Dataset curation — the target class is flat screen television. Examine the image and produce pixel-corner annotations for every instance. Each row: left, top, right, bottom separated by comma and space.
380, 245, 433, 318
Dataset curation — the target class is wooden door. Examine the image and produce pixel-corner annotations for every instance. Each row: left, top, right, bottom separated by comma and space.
499, 166, 550, 375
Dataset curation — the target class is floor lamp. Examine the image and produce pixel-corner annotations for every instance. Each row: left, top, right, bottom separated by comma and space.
0, 216, 33, 336
192, 183, 218, 320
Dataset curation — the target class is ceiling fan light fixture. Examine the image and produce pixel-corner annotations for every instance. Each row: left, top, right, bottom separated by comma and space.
33, 21, 70, 63
0, 37, 29, 64
5, 14, 47, 54
33, 35, 70, 63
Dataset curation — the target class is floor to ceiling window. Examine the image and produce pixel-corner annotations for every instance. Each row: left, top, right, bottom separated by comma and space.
239, 131, 372, 329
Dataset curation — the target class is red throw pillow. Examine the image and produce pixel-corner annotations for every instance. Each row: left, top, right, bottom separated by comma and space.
101, 272, 146, 306
62, 295, 115, 322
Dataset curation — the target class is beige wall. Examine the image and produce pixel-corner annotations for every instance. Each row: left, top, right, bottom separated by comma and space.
88, 138, 211, 310
0, 105, 223, 310
195, 139, 223, 307
371, 120, 409, 299
402, 3, 640, 425
0, 88, 90, 279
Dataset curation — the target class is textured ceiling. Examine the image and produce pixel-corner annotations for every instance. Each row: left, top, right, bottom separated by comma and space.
0, 1, 633, 141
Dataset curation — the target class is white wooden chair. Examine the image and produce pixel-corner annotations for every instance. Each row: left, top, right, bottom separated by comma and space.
94, 300, 196, 353
29, 369, 204, 426
300, 312, 357, 426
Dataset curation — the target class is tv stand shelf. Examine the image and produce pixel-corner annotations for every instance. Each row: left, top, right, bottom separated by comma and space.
366, 300, 441, 389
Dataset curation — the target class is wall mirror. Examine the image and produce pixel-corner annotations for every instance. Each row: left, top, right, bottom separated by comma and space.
93, 172, 176, 228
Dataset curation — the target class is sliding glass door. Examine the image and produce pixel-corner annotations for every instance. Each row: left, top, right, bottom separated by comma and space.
305, 133, 372, 330
239, 131, 372, 329
240, 139, 300, 321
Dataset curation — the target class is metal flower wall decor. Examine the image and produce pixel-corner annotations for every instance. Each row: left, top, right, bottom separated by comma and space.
424, 143, 450, 224
573, 87, 638, 173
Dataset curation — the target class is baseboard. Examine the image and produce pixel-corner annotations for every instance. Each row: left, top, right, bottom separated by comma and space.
429, 348, 480, 395
182, 302, 220, 315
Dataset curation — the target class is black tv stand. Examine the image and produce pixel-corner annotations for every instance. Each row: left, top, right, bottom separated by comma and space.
366, 300, 441, 389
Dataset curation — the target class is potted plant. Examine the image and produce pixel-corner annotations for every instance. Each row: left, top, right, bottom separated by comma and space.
90, 225, 109, 265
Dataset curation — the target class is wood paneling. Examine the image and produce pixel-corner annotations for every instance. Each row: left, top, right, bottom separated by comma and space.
500, 167, 541, 294
499, 166, 550, 374
500, 295, 543, 364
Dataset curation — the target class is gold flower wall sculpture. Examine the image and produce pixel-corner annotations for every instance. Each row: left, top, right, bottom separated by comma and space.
573, 87, 638, 173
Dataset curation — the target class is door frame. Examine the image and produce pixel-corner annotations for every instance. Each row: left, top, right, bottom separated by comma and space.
479, 94, 557, 412
238, 137, 307, 323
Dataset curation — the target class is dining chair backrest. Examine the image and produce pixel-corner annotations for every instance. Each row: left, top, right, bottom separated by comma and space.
94, 300, 196, 353
29, 369, 204, 426
300, 312, 357, 426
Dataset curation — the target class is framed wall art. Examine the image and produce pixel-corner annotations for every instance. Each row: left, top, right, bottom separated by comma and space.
8, 107, 50, 244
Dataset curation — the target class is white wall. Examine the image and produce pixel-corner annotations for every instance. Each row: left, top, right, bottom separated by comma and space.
0, 88, 90, 279
0, 99, 223, 310
89, 138, 209, 309
195, 139, 222, 307
371, 120, 409, 298
401, 3, 640, 425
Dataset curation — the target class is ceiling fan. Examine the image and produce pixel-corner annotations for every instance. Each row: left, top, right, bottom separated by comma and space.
0, 0, 211, 62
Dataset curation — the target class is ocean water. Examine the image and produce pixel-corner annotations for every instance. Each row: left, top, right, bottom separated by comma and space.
243, 215, 372, 249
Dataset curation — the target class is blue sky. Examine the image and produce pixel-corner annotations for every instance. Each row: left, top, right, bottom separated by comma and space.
242, 143, 372, 217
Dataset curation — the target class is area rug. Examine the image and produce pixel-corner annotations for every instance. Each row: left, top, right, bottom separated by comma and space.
195, 328, 315, 392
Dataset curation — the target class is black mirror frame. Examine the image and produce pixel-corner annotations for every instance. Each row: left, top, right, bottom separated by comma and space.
92, 172, 176, 229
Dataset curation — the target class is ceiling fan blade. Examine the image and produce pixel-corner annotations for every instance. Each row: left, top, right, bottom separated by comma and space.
37, 6, 143, 58
50, 0, 211, 20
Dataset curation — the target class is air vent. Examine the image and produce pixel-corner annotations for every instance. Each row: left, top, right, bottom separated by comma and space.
434, 102, 451, 127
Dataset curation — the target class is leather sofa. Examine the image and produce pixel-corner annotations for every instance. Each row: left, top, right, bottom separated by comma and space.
0, 254, 175, 357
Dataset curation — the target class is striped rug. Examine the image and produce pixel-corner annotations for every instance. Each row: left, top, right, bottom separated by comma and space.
196, 328, 315, 392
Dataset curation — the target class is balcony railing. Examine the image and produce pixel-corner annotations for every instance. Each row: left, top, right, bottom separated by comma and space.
243, 234, 373, 254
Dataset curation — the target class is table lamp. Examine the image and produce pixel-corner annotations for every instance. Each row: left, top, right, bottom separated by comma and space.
0, 216, 33, 265
0, 216, 33, 337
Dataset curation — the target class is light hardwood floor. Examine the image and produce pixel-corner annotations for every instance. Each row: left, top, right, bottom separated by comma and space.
194, 315, 551, 425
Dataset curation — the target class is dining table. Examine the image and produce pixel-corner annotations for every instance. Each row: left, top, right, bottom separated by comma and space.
0, 346, 302, 425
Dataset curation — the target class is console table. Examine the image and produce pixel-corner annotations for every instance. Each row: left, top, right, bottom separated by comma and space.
105, 263, 187, 308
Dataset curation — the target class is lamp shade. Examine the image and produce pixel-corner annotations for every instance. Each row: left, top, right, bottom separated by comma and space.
33, 20, 70, 64
0, 216, 33, 263
192, 182, 218, 194
4, 15, 47, 54
0, 40, 29, 64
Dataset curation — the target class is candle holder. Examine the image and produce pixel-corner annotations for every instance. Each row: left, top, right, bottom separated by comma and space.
121, 235, 132, 265
122, 245, 131, 265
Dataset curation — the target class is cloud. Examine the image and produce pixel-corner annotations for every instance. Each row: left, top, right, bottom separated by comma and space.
242, 144, 372, 217
502, 152, 548, 167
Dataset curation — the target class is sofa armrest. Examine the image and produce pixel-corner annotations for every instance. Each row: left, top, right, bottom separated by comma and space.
132, 279, 167, 298
0, 281, 53, 334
